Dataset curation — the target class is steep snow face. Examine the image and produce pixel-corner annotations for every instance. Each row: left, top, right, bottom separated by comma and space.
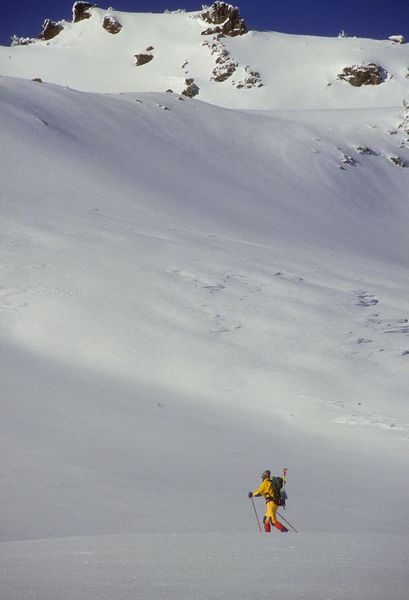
0, 75, 408, 541
0, 75, 408, 599
1, 5, 409, 109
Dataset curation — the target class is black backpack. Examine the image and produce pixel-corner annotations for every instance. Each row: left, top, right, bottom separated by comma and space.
270, 476, 285, 506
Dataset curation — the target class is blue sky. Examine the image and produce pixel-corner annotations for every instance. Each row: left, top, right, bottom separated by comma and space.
1, 1, 408, 46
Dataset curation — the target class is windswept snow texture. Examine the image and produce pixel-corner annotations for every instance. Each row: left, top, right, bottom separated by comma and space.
1, 6, 409, 600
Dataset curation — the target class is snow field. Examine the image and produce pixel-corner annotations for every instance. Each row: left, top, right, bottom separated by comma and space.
1, 7, 409, 597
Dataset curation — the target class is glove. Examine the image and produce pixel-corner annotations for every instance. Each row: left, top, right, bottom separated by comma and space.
248, 491, 253, 498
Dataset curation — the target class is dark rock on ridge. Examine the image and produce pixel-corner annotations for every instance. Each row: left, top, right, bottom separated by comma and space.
11, 35, 36, 46
201, 2, 247, 37
39, 19, 64, 40
388, 35, 405, 44
73, 2, 97, 23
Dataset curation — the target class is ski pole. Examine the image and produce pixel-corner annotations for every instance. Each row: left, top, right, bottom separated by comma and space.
250, 497, 262, 532
277, 511, 298, 533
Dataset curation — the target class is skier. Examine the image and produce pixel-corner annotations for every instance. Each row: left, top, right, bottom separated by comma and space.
248, 469, 288, 532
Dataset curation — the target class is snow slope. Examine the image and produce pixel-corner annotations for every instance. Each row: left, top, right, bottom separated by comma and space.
1, 4, 409, 599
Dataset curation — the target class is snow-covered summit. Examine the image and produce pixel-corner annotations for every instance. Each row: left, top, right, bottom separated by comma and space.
1, 1, 409, 109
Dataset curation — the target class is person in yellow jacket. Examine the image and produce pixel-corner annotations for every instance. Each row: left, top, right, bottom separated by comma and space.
248, 469, 288, 532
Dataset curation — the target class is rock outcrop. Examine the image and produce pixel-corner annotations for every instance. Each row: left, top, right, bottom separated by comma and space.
389, 155, 407, 167
356, 145, 376, 155
73, 2, 96, 23
203, 38, 238, 82
182, 78, 200, 97
102, 16, 122, 34
39, 19, 64, 41
134, 53, 154, 66
201, 2, 247, 37
212, 61, 237, 82
337, 64, 387, 86
388, 35, 405, 44
236, 66, 263, 89
11, 35, 36, 46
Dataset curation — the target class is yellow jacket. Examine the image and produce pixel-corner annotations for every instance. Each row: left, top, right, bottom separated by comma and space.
253, 479, 274, 503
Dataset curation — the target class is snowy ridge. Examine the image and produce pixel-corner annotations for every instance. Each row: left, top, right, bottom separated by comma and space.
1, 4, 409, 108
0, 4, 409, 600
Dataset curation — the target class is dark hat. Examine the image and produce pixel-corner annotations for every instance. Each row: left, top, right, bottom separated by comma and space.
262, 470, 271, 480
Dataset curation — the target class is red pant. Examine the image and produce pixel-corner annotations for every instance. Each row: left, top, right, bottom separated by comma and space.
263, 501, 286, 532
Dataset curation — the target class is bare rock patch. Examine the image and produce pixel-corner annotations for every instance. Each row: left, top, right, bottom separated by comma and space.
135, 53, 154, 66
73, 2, 97, 23
182, 78, 200, 97
103, 16, 122, 34
337, 63, 387, 86
39, 19, 64, 41
201, 2, 247, 37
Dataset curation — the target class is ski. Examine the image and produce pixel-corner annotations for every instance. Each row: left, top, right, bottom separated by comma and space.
281, 467, 288, 509
279, 467, 298, 531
